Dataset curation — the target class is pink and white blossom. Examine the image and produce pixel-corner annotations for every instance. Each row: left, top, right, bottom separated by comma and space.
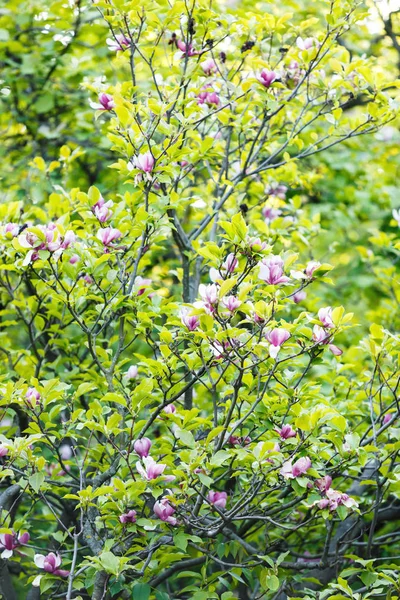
154, 498, 177, 524
89, 93, 115, 111
383, 413, 393, 425
266, 184, 287, 199
207, 490, 227, 508
280, 456, 311, 479
312, 325, 330, 344
257, 69, 278, 88
199, 283, 219, 312
136, 456, 168, 480
266, 328, 290, 358
248, 237, 267, 252
133, 437, 152, 458
315, 475, 332, 493
92, 196, 113, 223
0, 531, 29, 559
328, 344, 343, 356
106, 34, 130, 52
0, 443, 8, 458
97, 227, 122, 247
296, 37, 315, 51
133, 276, 152, 296
197, 90, 220, 106
119, 509, 137, 523
275, 424, 297, 440
126, 365, 138, 380
133, 151, 155, 174
317, 487, 358, 511
222, 295, 241, 313
259, 255, 290, 285
305, 261, 321, 278
201, 58, 217, 75
318, 307, 334, 329
210, 253, 238, 282
176, 40, 198, 57
262, 206, 282, 223
180, 307, 200, 331
3, 223, 19, 238
34, 552, 69, 577
26, 387, 41, 404
293, 290, 306, 303
164, 404, 177, 414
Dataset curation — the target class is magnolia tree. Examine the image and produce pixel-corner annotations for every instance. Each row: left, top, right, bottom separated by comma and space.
0, 0, 400, 599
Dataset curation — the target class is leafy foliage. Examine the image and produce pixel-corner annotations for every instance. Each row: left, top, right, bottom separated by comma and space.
0, 0, 400, 599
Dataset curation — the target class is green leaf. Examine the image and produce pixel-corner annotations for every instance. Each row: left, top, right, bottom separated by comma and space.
132, 583, 151, 600
28, 472, 45, 493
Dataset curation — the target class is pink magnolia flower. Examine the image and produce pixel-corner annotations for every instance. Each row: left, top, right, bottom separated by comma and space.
296, 37, 315, 50
97, 227, 122, 247
180, 307, 200, 331
275, 424, 297, 440
176, 40, 198, 56
262, 206, 282, 224
222, 295, 241, 313
266, 328, 290, 358
164, 404, 177, 414
328, 344, 343, 356
293, 290, 306, 303
199, 283, 219, 312
154, 498, 177, 524
197, 90, 220, 106
259, 255, 290, 285
126, 365, 138, 379
90, 93, 115, 111
305, 261, 321, 278
257, 69, 277, 88
266, 183, 288, 199
119, 509, 137, 523
315, 475, 332, 493
4, 223, 19, 238
210, 253, 238, 282
133, 437, 152, 458
26, 387, 41, 404
317, 488, 358, 511
133, 276, 152, 296
106, 34, 130, 52
228, 435, 251, 446
59, 444, 73, 460
201, 58, 217, 75
136, 457, 174, 481
0, 444, 8, 457
248, 237, 267, 252
133, 151, 155, 174
383, 413, 393, 425
312, 325, 330, 344
281, 456, 311, 479
207, 491, 227, 509
318, 307, 334, 329
92, 197, 113, 223
34, 552, 69, 577
69, 254, 79, 265
0, 532, 29, 559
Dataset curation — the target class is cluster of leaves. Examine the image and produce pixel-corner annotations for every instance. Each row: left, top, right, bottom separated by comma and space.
0, 0, 399, 599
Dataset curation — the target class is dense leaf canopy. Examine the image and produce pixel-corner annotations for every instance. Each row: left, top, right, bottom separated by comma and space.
0, 0, 400, 599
